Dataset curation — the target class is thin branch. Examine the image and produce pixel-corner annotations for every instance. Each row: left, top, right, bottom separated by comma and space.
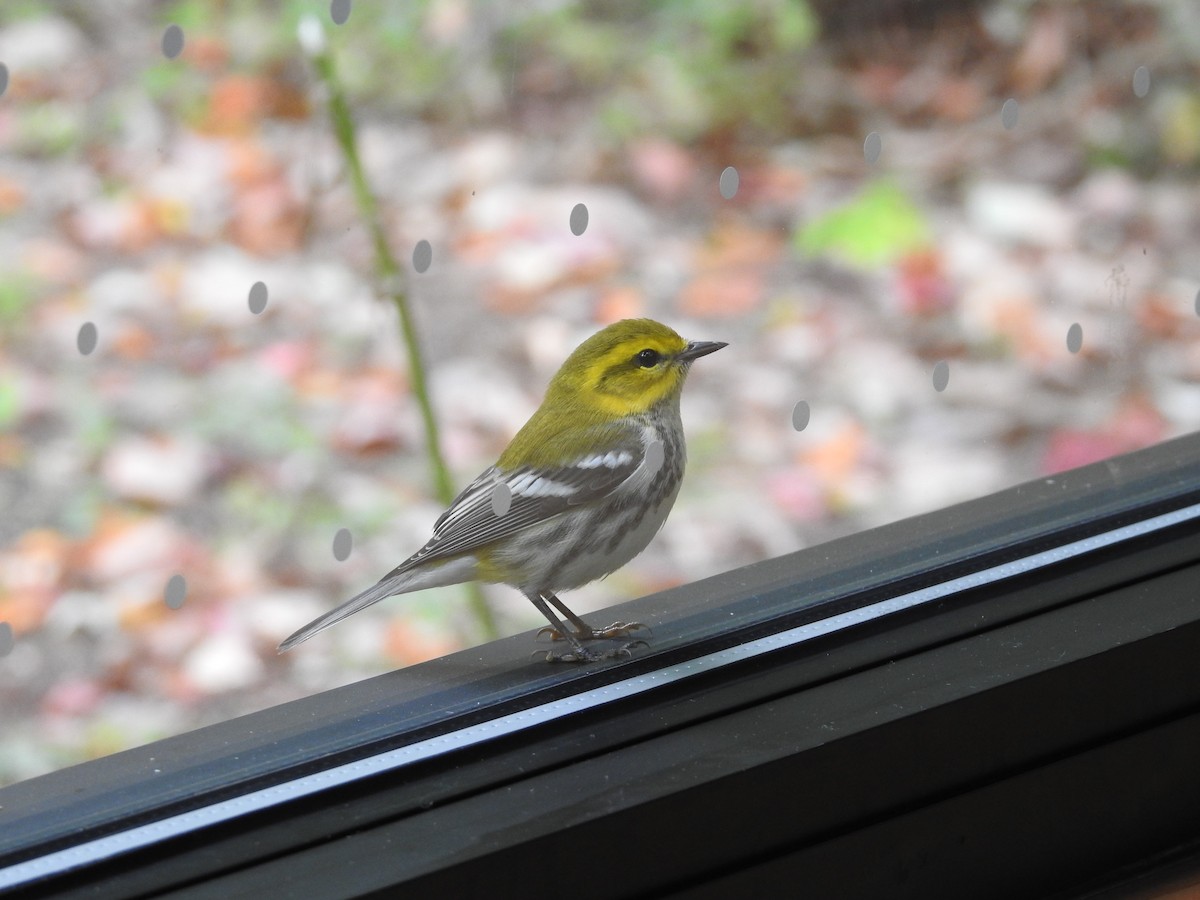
304, 20, 498, 640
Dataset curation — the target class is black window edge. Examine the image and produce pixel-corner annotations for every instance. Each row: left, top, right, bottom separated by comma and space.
1, 430, 1199, 897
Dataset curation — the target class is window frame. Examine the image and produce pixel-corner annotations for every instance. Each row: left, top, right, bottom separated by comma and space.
3, 431, 1200, 898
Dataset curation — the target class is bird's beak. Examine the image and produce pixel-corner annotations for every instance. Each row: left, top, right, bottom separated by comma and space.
677, 340, 728, 362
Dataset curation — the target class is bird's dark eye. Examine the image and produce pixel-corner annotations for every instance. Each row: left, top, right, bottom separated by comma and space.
635, 348, 661, 368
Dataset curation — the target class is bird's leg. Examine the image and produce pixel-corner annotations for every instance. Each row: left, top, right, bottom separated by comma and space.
536, 591, 649, 643
526, 593, 601, 662
526, 592, 643, 663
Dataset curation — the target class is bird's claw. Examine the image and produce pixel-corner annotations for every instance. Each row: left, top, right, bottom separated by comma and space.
592, 621, 649, 640
532, 640, 649, 664
536, 621, 649, 643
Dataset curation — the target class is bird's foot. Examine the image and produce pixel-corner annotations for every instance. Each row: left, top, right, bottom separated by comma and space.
532, 640, 648, 664
536, 621, 649, 643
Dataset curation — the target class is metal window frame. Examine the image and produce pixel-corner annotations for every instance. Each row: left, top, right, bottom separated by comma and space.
3, 432, 1200, 899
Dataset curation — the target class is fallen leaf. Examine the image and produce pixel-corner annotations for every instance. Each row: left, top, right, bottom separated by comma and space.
227, 179, 307, 255
894, 248, 955, 316
679, 267, 765, 318
800, 420, 867, 486
629, 138, 697, 202
0, 176, 27, 215
594, 284, 646, 323
383, 619, 460, 666
679, 221, 781, 317
0, 528, 70, 633
1010, 5, 1072, 95
101, 435, 210, 506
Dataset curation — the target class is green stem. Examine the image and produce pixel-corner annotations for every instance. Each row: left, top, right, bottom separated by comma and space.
311, 45, 498, 640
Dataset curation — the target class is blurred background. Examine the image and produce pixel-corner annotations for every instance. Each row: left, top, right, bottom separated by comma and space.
0, 0, 1198, 786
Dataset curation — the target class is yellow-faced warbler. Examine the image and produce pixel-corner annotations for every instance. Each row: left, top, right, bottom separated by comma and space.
278, 318, 726, 662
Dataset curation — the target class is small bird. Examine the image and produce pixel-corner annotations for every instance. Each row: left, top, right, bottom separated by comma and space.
278, 318, 726, 663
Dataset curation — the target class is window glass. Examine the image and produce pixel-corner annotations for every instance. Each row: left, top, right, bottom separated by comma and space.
0, 0, 1196, 786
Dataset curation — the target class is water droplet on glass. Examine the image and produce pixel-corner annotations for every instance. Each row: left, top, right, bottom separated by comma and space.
0, 64, 8, 99
569, 203, 588, 236
330, 0, 352, 25
165, 574, 187, 610
1194, 288, 1199, 318
1132, 66, 1151, 98
1066, 323, 1083, 354
332, 527, 353, 561
248, 281, 268, 314
932, 361, 950, 393
863, 132, 882, 165
491, 483, 512, 517
162, 25, 185, 60
791, 400, 811, 432
0, 622, 12, 657
719, 166, 739, 200
412, 240, 432, 273
1001, 98, 1019, 130
77, 322, 98, 356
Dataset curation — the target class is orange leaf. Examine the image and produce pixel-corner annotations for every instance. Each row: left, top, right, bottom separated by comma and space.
799, 421, 867, 486
0, 529, 71, 633
0, 176, 27, 215
594, 285, 646, 324
383, 619, 459, 666
678, 221, 781, 318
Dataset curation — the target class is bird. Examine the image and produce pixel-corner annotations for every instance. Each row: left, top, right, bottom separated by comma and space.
278, 318, 726, 662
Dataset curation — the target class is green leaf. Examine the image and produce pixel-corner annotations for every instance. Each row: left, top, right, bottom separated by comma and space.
796, 180, 931, 268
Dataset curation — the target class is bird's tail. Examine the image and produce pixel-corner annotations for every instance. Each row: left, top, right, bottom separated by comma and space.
276, 556, 475, 653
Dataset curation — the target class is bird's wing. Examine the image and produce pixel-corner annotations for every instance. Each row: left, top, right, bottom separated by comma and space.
278, 422, 656, 652
394, 420, 653, 570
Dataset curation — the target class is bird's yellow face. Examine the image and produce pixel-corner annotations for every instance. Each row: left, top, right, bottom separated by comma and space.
548, 319, 726, 418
